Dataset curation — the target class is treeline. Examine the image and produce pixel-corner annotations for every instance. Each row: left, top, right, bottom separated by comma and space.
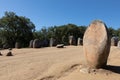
33, 24, 87, 46
0, 11, 120, 48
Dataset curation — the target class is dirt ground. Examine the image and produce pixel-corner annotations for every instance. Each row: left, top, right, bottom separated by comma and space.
0, 46, 120, 80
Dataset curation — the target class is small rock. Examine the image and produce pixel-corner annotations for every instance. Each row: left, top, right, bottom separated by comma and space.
6, 52, 13, 56
9, 48, 12, 50
0, 52, 2, 56
56, 44, 64, 48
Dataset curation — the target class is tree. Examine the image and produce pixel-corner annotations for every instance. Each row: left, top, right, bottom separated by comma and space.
0, 11, 35, 48
34, 24, 87, 45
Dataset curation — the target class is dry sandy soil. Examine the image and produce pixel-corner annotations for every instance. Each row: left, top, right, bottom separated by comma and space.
0, 46, 120, 80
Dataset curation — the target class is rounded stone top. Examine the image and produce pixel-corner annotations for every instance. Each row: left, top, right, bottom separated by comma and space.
111, 36, 119, 40
90, 20, 107, 27
91, 20, 104, 24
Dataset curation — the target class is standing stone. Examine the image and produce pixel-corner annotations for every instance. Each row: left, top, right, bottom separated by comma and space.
69, 36, 73, 45
117, 41, 120, 47
111, 37, 119, 46
29, 40, 34, 48
50, 38, 53, 47
77, 38, 80, 46
77, 38, 83, 46
33, 39, 41, 48
69, 36, 76, 45
15, 42, 21, 49
83, 20, 111, 69
43, 39, 49, 47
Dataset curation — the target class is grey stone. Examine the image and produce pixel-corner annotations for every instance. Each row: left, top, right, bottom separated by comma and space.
42, 39, 49, 47
56, 44, 64, 48
33, 39, 41, 48
50, 38, 53, 47
49, 38, 57, 47
15, 42, 21, 49
29, 40, 34, 48
111, 37, 119, 46
69, 36, 76, 45
117, 41, 120, 47
77, 38, 83, 46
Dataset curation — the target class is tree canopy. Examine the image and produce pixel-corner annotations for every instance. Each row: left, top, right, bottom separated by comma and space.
0, 11, 35, 48
33, 24, 87, 45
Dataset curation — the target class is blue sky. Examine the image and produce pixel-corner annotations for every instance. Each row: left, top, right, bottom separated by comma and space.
0, 0, 120, 30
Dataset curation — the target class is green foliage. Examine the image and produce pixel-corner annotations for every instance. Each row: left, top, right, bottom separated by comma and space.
34, 25, 120, 46
0, 11, 35, 48
115, 28, 120, 40
108, 27, 120, 40
34, 24, 87, 45
53, 24, 84, 45
108, 27, 115, 37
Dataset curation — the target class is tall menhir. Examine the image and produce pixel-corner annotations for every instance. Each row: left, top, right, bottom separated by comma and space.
83, 20, 111, 69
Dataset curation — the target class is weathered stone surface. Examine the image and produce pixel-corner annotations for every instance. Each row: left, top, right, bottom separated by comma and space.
83, 20, 111, 69
6, 52, 13, 56
49, 38, 57, 47
77, 38, 83, 46
33, 39, 41, 48
69, 36, 76, 45
77, 38, 80, 45
56, 44, 64, 48
15, 42, 21, 49
29, 40, 34, 48
50, 38, 53, 47
42, 39, 49, 47
111, 37, 119, 46
117, 41, 120, 47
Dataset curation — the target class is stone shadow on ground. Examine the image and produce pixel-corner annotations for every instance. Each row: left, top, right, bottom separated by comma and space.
104, 65, 120, 74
